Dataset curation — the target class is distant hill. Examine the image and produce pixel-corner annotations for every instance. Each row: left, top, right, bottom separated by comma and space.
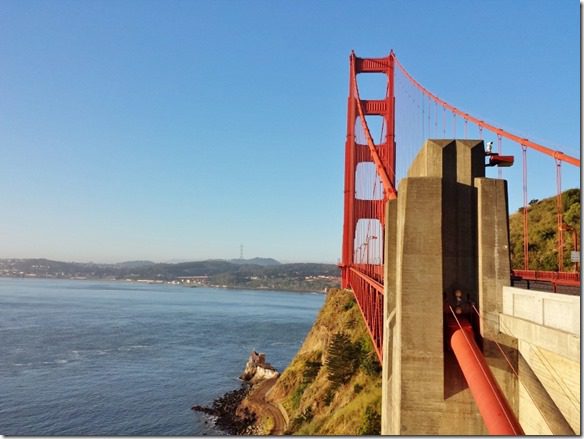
113, 261, 156, 269
0, 258, 340, 292
509, 188, 580, 271
229, 258, 281, 266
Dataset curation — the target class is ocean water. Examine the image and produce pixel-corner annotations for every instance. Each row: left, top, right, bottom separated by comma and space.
0, 278, 324, 436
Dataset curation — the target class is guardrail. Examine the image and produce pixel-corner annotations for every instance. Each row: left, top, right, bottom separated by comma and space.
511, 270, 580, 291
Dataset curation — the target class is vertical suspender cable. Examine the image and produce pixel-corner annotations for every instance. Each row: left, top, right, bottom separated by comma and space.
427, 95, 431, 137
497, 135, 503, 179
422, 94, 425, 140
442, 106, 446, 137
522, 145, 529, 270
435, 101, 438, 137
555, 158, 564, 271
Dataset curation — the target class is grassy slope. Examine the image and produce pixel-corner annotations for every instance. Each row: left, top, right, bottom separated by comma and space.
509, 188, 580, 270
268, 288, 381, 435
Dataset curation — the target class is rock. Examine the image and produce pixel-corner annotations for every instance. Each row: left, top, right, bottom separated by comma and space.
240, 350, 279, 383
191, 404, 214, 415
192, 351, 279, 435
191, 384, 257, 435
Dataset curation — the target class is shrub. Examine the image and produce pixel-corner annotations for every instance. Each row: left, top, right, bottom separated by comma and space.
353, 337, 382, 376
301, 407, 314, 423
323, 386, 336, 406
291, 383, 307, 410
565, 202, 580, 228
360, 351, 382, 376
302, 359, 322, 384
288, 407, 314, 432
343, 297, 356, 311
353, 383, 363, 394
288, 416, 303, 433
358, 406, 381, 435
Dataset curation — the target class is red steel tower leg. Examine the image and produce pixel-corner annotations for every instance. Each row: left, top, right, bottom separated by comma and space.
341, 54, 357, 288
341, 52, 396, 288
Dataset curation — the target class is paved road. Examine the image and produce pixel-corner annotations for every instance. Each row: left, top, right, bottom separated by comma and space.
245, 377, 287, 435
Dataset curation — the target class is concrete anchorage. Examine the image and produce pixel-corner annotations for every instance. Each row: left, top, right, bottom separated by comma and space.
381, 139, 520, 435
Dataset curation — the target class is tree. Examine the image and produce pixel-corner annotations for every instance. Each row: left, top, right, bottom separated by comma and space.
325, 332, 359, 386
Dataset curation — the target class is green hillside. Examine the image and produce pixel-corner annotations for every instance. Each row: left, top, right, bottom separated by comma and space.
509, 188, 580, 271
267, 288, 382, 435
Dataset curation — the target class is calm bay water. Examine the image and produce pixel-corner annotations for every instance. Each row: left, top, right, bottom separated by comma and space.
0, 278, 324, 435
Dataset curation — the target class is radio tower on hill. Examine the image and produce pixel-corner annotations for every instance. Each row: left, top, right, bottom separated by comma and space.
240, 244, 244, 260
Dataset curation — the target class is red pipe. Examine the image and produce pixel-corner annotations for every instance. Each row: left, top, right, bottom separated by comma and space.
448, 318, 524, 435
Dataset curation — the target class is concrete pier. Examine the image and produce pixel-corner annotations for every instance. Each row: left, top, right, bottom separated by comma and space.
382, 139, 507, 434
380, 138, 579, 434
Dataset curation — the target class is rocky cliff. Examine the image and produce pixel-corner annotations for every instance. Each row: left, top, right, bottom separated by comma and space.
246, 288, 382, 435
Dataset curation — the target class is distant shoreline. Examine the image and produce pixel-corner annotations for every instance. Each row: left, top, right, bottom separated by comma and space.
0, 258, 340, 294
0, 275, 330, 295
200, 284, 328, 294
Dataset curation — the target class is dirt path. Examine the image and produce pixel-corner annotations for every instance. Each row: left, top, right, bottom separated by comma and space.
244, 377, 287, 435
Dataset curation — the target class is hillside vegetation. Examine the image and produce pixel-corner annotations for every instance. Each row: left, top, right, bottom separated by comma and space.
266, 288, 382, 435
509, 188, 580, 270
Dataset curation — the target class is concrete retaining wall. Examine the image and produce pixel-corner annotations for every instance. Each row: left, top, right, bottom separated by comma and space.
500, 286, 580, 434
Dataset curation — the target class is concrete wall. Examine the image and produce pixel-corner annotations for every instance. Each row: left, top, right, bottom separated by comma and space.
500, 286, 580, 434
502, 286, 580, 337
381, 199, 397, 434
391, 176, 447, 434
382, 139, 489, 435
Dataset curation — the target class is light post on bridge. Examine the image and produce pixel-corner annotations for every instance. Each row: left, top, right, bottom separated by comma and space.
364, 235, 378, 264
355, 244, 363, 264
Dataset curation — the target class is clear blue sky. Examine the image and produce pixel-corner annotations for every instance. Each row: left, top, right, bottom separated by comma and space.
0, 0, 579, 263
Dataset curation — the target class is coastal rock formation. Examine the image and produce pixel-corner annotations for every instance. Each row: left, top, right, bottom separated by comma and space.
240, 351, 279, 383
192, 351, 281, 435
191, 385, 257, 434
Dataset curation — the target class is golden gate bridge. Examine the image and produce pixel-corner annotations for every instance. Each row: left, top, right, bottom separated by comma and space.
339, 51, 580, 435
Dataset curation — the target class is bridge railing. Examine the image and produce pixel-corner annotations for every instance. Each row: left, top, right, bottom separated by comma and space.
512, 269, 580, 282
512, 269, 581, 292
348, 267, 384, 361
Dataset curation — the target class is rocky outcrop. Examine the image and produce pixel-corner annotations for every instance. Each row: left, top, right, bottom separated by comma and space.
191, 351, 280, 435
191, 385, 257, 434
240, 351, 279, 383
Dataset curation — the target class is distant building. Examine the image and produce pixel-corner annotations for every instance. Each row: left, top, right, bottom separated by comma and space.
176, 276, 209, 285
